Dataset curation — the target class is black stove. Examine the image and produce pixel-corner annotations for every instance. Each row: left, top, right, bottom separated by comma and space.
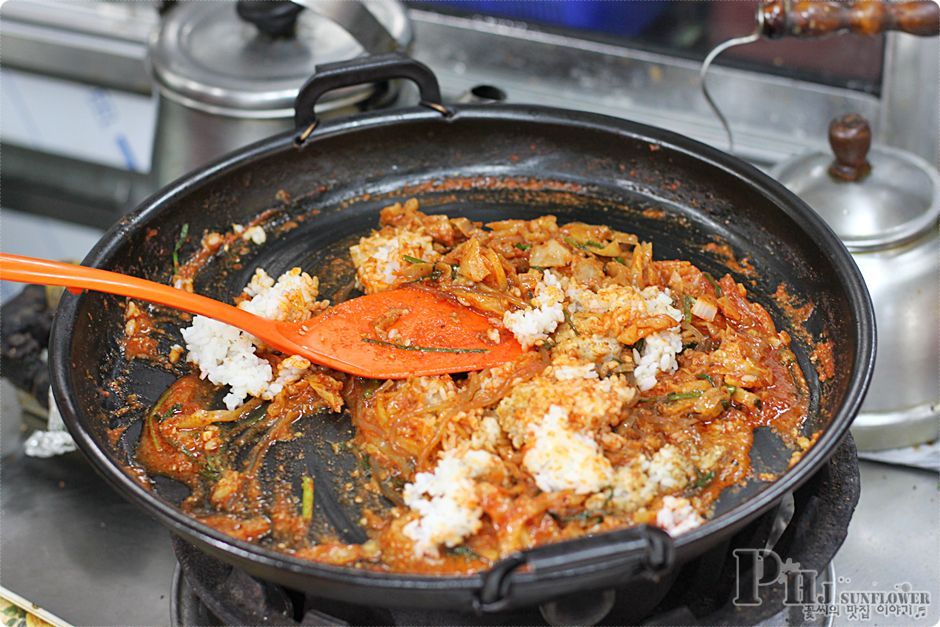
170, 437, 859, 627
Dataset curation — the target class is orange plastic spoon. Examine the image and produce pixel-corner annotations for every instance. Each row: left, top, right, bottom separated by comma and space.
0, 253, 523, 379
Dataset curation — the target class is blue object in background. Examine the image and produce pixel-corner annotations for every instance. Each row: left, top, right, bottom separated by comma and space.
432, 0, 669, 37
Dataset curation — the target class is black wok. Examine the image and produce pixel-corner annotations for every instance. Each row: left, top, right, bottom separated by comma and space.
50, 54, 874, 613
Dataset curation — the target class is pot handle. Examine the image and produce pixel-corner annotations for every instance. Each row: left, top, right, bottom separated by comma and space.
475, 525, 674, 613
828, 113, 872, 182
760, 0, 940, 38
236, 1, 304, 39
293, 53, 448, 145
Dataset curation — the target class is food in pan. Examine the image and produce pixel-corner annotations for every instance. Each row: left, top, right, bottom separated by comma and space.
130, 198, 811, 574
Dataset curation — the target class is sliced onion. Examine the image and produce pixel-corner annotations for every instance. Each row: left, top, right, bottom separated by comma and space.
691, 298, 718, 321
529, 238, 572, 267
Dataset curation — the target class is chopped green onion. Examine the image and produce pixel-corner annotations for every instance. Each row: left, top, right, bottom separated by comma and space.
682, 294, 694, 324
178, 445, 198, 460
514, 243, 532, 251
694, 470, 716, 489
563, 308, 580, 336
429, 267, 443, 281
563, 236, 591, 252
159, 403, 183, 422
199, 469, 220, 482
665, 391, 703, 402
301, 475, 314, 521
566, 511, 605, 525
362, 337, 488, 354
724, 385, 737, 395
613, 256, 627, 266
564, 236, 606, 251
448, 545, 480, 558
642, 390, 705, 404
402, 255, 429, 265
703, 272, 723, 297
148, 416, 163, 452
697, 373, 716, 387
200, 454, 224, 481
172, 223, 189, 270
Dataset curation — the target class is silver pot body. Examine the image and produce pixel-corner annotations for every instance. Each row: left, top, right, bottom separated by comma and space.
152, 88, 375, 186
773, 147, 940, 450
148, 0, 412, 185
152, 96, 290, 186
849, 227, 939, 450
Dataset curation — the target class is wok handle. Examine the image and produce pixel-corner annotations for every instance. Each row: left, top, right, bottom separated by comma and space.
475, 525, 674, 613
760, 0, 940, 38
293, 53, 447, 142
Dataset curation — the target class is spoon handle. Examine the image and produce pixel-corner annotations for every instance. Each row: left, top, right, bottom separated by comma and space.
0, 253, 269, 340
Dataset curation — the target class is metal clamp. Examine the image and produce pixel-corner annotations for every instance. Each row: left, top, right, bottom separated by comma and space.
474, 525, 674, 613
293, 53, 449, 146
291, 0, 403, 55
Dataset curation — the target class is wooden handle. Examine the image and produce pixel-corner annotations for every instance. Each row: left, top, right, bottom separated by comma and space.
761, 0, 940, 39
828, 114, 872, 182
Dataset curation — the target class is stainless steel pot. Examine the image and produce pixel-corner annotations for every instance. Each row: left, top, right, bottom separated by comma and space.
774, 114, 940, 450
149, 0, 412, 185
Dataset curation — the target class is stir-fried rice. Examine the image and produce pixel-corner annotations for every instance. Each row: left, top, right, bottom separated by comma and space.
130, 198, 810, 574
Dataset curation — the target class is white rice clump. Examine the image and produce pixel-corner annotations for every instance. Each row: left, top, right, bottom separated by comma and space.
349, 229, 438, 294
181, 268, 319, 409
606, 444, 695, 514
646, 444, 693, 491
503, 270, 566, 349
470, 415, 502, 451
231, 224, 267, 245
632, 287, 683, 391
241, 225, 266, 245
402, 447, 496, 557
656, 495, 704, 536
523, 405, 613, 494
552, 362, 599, 381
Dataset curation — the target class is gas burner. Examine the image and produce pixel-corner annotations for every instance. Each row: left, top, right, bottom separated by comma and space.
171, 437, 859, 627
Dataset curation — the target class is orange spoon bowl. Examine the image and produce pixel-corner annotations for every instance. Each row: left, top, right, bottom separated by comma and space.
0, 253, 522, 379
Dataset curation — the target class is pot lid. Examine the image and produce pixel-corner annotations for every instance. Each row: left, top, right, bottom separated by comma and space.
150, 0, 412, 115
773, 114, 940, 251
